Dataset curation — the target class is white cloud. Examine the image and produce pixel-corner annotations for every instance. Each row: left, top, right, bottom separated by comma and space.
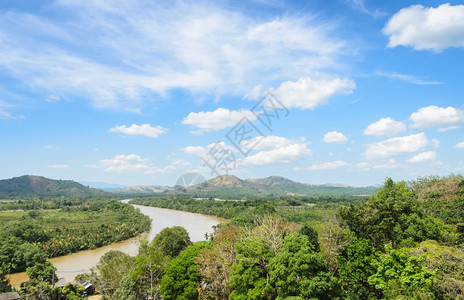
42, 145, 58, 150
0, 100, 14, 119
384, 4, 464, 51
182, 108, 257, 133
346, 0, 385, 18
182, 141, 238, 157
109, 124, 167, 138
410, 105, 464, 131
364, 117, 406, 137
0, 1, 347, 111
241, 135, 296, 151
97, 154, 188, 174
145, 159, 190, 174
275, 76, 355, 109
364, 132, 429, 159
455, 141, 464, 149
355, 161, 370, 170
372, 159, 401, 169
243, 85, 262, 100
296, 160, 348, 171
323, 131, 348, 143
240, 142, 311, 166
432, 139, 440, 148
45, 95, 61, 103
48, 164, 69, 169
377, 72, 442, 85
407, 151, 436, 163
99, 154, 151, 173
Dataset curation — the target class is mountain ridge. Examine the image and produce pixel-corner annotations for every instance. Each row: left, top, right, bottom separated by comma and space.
0, 175, 107, 198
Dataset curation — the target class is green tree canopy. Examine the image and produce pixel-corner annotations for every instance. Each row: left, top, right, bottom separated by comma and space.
268, 233, 338, 299
151, 226, 191, 258
160, 241, 210, 300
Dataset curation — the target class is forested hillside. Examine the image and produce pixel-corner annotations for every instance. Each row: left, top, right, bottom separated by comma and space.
0, 175, 107, 198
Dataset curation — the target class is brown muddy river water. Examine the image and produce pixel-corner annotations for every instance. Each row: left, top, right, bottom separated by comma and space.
9, 201, 224, 287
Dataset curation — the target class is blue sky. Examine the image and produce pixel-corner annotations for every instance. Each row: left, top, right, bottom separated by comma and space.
1, 0, 464, 187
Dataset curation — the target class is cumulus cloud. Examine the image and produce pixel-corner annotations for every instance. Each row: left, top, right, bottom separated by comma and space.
109, 124, 167, 138
455, 141, 464, 149
407, 151, 436, 163
240, 135, 299, 151
410, 105, 464, 131
48, 164, 69, 169
99, 154, 150, 173
240, 141, 311, 166
296, 160, 348, 171
182, 141, 238, 157
275, 76, 355, 109
363, 132, 429, 159
182, 108, 257, 133
384, 3, 464, 51
364, 117, 406, 137
323, 131, 349, 143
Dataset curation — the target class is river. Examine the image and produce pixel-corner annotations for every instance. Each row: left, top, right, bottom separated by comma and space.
9, 202, 224, 287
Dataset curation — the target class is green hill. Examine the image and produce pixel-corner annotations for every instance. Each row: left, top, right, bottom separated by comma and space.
0, 175, 107, 198
174, 175, 375, 199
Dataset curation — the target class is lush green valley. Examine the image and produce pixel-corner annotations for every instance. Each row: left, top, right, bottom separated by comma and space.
1, 175, 464, 299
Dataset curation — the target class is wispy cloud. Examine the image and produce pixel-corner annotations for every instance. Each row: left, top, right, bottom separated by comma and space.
295, 160, 348, 171
345, 0, 386, 18
0, 1, 348, 112
48, 164, 69, 169
377, 72, 442, 85
93, 154, 189, 174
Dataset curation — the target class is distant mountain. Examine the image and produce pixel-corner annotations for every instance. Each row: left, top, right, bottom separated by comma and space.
173, 175, 376, 199
246, 176, 312, 195
112, 185, 173, 194
79, 181, 126, 190
0, 175, 107, 198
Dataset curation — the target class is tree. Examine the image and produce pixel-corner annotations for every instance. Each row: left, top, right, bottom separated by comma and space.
338, 237, 380, 299
131, 240, 169, 299
368, 246, 436, 299
96, 250, 133, 298
339, 178, 449, 249
299, 224, 320, 252
197, 225, 243, 299
408, 240, 464, 299
0, 263, 12, 293
114, 274, 144, 300
160, 241, 210, 300
229, 236, 275, 300
268, 233, 338, 299
26, 261, 58, 285
151, 226, 191, 258
23, 261, 58, 300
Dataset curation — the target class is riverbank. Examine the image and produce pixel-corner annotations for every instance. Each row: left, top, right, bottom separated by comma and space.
8, 204, 224, 288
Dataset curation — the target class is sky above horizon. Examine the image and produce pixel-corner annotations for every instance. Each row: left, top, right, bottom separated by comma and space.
1, 0, 464, 187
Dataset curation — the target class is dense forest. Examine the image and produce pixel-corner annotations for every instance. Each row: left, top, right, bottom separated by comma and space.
1, 175, 464, 299
125, 175, 463, 299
